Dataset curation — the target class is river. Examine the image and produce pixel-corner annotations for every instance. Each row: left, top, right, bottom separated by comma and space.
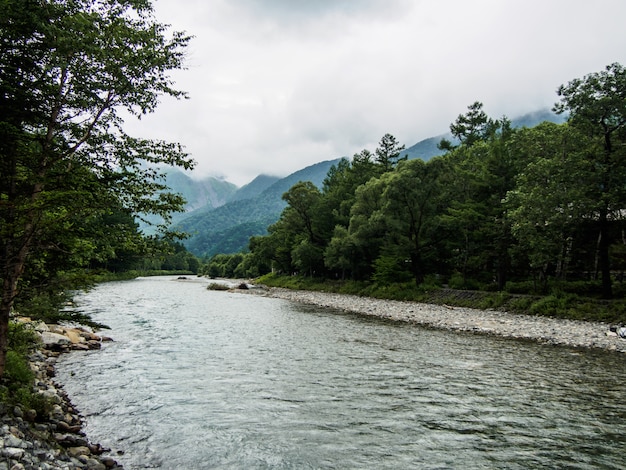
56, 276, 626, 469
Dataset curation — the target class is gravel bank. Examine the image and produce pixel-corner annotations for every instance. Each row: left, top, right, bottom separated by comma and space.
1, 323, 123, 470
244, 287, 626, 353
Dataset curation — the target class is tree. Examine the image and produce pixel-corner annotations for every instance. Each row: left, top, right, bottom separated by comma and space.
282, 181, 324, 246
0, 0, 193, 377
374, 133, 407, 172
554, 63, 626, 298
378, 159, 445, 285
341, 176, 388, 280
506, 122, 594, 288
440, 116, 518, 289
440, 102, 499, 150
322, 150, 379, 228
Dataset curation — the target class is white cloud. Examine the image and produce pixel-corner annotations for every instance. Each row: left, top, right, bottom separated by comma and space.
124, 0, 626, 186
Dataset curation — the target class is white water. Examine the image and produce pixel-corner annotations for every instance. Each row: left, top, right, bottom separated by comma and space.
56, 276, 626, 469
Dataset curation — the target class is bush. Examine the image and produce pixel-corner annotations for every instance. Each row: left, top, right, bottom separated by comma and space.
1, 322, 53, 418
447, 272, 466, 289
507, 296, 534, 312
3, 350, 34, 386
207, 282, 230, 291
528, 291, 580, 318
8, 322, 40, 355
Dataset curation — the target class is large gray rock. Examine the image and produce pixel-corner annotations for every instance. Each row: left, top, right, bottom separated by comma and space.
40, 331, 71, 346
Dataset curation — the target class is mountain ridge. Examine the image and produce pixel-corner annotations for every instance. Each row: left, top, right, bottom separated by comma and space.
177, 159, 342, 256
172, 108, 566, 256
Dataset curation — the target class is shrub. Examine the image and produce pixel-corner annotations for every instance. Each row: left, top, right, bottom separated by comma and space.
528, 291, 580, 318
207, 282, 230, 291
447, 272, 466, 289
3, 350, 34, 386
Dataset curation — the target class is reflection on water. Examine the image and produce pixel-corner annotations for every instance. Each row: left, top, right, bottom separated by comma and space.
57, 277, 626, 469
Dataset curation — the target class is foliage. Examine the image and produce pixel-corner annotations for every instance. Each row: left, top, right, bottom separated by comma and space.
0, 0, 194, 376
207, 282, 230, 291
235, 63, 626, 323
552, 62, 626, 298
0, 323, 52, 417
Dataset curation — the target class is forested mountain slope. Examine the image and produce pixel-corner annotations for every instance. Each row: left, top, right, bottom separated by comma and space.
178, 159, 342, 256
178, 109, 565, 257
402, 109, 565, 161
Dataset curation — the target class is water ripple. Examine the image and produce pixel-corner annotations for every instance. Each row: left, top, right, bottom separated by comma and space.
56, 277, 626, 469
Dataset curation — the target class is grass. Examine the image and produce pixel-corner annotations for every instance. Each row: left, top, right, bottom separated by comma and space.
256, 273, 626, 324
0, 322, 53, 418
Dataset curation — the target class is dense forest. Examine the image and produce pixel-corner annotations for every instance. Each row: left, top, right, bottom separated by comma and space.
208, 63, 626, 302
0, 0, 198, 379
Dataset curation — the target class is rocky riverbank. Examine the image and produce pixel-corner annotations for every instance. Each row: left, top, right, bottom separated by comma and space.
1, 321, 123, 470
242, 286, 626, 353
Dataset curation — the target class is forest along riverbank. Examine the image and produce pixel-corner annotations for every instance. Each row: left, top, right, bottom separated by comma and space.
240, 287, 626, 353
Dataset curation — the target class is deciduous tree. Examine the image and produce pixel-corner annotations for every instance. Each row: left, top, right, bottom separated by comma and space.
554, 63, 626, 298
0, 0, 193, 376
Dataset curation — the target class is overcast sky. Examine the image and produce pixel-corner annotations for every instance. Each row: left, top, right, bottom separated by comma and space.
126, 0, 626, 186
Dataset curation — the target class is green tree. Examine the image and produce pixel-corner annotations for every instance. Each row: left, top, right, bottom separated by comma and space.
553, 62, 626, 298
439, 111, 518, 289
282, 182, 324, 245
341, 176, 388, 280
323, 226, 354, 279
378, 158, 446, 285
0, 0, 192, 377
322, 150, 379, 229
450, 101, 499, 146
374, 133, 407, 172
505, 122, 594, 289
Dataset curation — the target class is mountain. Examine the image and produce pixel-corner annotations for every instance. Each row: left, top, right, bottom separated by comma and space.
177, 108, 567, 256
228, 174, 281, 202
402, 108, 566, 162
164, 170, 238, 212
139, 170, 238, 234
177, 159, 342, 256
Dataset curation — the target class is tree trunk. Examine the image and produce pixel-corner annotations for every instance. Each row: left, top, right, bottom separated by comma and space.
598, 208, 613, 299
411, 252, 424, 286
0, 249, 29, 378
0, 207, 36, 378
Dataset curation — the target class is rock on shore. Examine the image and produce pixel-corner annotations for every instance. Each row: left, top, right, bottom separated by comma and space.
244, 287, 626, 353
1, 320, 123, 470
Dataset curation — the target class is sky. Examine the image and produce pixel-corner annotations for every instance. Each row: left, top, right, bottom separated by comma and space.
126, 0, 626, 186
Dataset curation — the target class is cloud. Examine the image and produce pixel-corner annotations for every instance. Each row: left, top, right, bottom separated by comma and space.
127, 0, 626, 186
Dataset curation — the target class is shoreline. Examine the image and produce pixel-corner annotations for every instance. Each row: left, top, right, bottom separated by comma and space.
241, 286, 626, 353
1, 321, 123, 469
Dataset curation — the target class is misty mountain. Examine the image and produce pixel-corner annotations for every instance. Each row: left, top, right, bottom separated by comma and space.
139, 170, 238, 234
228, 174, 281, 202
176, 108, 566, 257
177, 159, 342, 256
163, 170, 238, 212
402, 108, 566, 162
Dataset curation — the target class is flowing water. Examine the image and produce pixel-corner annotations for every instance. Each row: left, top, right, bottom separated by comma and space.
56, 276, 626, 469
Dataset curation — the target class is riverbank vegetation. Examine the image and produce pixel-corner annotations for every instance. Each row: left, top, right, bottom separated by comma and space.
208, 64, 626, 324
255, 273, 626, 324
0, 0, 196, 384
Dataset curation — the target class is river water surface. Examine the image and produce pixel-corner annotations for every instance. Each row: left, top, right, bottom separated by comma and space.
56, 276, 626, 469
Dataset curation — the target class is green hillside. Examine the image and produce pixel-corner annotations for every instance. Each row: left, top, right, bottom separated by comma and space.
179, 109, 566, 257
178, 159, 342, 256
403, 109, 566, 162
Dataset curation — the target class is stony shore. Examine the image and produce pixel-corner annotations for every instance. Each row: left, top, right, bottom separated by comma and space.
242, 286, 626, 353
1, 321, 123, 470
